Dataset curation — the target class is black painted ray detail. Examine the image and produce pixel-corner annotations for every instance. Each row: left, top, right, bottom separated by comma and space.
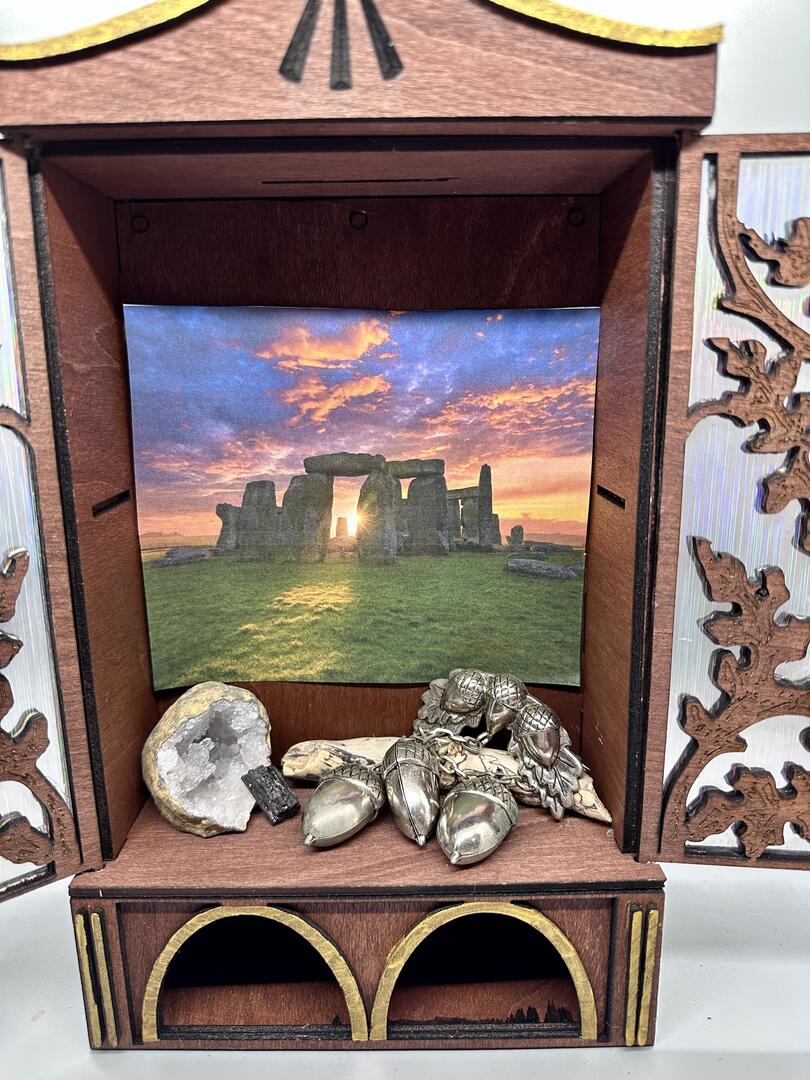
279, 0, 323, 83
280, 0, 403, 87
331, 0, 351, 90
360, 0, 403, 79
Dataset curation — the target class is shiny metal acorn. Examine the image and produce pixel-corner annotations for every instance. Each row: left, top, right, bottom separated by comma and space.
382, 736, 440, 846
436, 773, 519, 866
302, 763, 385, 848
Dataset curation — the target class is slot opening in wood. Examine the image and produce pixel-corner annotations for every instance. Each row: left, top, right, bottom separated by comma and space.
595, 484, 626, 510
91, 490, 132, 518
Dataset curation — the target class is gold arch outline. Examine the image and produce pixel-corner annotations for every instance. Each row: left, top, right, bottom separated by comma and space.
141, 904, 368, 1042
486, 1, 722, 48
0, 1, 212, 62
0, 0, 722, 62
369, 900, 598, 1040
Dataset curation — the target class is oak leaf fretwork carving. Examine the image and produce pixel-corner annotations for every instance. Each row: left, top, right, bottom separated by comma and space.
689, 162, 810, 551
663, 539, 810, 858
686, 765, 810, 859
742, 218, 810, 288
0, 549, 74, 866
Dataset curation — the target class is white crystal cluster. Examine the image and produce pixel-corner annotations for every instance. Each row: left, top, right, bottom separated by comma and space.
143, 682, 271, 836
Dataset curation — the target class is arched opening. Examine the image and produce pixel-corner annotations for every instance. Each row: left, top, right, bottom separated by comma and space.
142, 907, 367, 1041
371, 902, 596, 1041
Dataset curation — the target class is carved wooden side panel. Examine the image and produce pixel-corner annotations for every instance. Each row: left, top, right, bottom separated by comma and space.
0, 150, 86, 899
657, 147, 810, 865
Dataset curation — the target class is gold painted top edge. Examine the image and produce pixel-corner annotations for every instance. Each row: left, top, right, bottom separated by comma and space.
0, 0, 722, 62
0, 0, 212, 61
487, 0, 723, 47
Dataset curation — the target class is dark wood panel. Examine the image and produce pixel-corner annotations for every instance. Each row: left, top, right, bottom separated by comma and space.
46, 140, 647, 201
117, 194, 600, 309
0, 0, 715, 128
581, 154, 660, 848
71, 797, 663, 896
41, 161, 158, 859
0, 147, 101, 898
157, 683, 582, 763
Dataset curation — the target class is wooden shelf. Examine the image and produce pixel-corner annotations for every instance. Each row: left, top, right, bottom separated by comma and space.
72, 792, 664, 899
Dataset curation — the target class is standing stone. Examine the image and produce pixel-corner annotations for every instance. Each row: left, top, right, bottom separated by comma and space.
476, 464, 502, 546
405, 475, 450, 555
447, 498, 462, 539
481, 512, 502, 547
236, 480, 279, 558
282, 473, 333, 562
304, 452, 385, 476
335, 515, 349, 538
214, 503, 240, 553
508, 525, 525, 550
396, 488, 409, 554
460, 496, 479, 541
357, 470, 399, 564
388, 459, 445, 479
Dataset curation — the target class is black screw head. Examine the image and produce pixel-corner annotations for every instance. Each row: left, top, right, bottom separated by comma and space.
131, 214, 150, 234
567, 207, 586, 228
349, 209, 368, 231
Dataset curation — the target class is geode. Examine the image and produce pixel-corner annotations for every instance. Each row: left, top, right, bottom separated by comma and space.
142, 682, 272, 837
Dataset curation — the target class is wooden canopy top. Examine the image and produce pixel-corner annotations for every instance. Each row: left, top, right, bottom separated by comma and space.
0, 0, 715, 136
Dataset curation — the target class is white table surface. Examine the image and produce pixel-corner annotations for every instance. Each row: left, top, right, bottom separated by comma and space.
1, 862, 808, 1080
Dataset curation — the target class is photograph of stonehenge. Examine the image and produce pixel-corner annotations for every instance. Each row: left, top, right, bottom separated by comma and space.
124, 305, 599, 688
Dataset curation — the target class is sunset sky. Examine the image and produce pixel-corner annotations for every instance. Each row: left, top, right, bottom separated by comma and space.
124, 306, 600, 544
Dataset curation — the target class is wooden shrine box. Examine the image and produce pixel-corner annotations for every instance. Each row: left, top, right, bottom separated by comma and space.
0, 0, 807, 1055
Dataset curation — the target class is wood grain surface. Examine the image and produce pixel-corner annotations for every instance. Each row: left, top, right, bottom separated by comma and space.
581, 153, 663, 849
45, 140, 648, 201
41, 161, 159, 860
0, 147, 101, 899
71, 796, 663, 896
637, 133, 810, 867
0, 0, 715, 129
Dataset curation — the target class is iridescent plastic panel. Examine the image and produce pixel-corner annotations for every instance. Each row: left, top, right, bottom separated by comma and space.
0, 162, 27, 418
664, 154, 810, 855
0, 428, 70, 890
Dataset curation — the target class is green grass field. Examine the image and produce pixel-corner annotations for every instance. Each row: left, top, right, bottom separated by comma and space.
142, 551, 584, 689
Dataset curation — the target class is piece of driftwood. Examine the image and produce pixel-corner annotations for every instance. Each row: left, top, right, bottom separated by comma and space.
662, 539, 810, 856
242, 763, 300, 824
281, 737, 611, 824
689, 162, 810, 551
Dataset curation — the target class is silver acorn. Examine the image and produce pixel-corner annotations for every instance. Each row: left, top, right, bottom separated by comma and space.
382, 736, 440, 846
302, 763, 385, 848
436, 773, 519, 866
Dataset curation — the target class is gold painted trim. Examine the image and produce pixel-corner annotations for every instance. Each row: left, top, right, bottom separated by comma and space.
0, 1, 212, 61
369, 900, 598, 1041
636, 907, 660, 1047
73, 913, 102, 1050
624, 907, 643, 1046
141, 905, 368, 1042
486, 1, 722, 47
90, 913, 118, 1049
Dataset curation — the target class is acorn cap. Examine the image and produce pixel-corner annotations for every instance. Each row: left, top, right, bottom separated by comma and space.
441, 668, 490, 714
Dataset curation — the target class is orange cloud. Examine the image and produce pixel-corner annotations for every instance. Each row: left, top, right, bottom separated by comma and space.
254, 319, 389, 371
280, 373, 392, 424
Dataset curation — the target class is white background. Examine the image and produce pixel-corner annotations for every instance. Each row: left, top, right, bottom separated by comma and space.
1, 1, 809, 1078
